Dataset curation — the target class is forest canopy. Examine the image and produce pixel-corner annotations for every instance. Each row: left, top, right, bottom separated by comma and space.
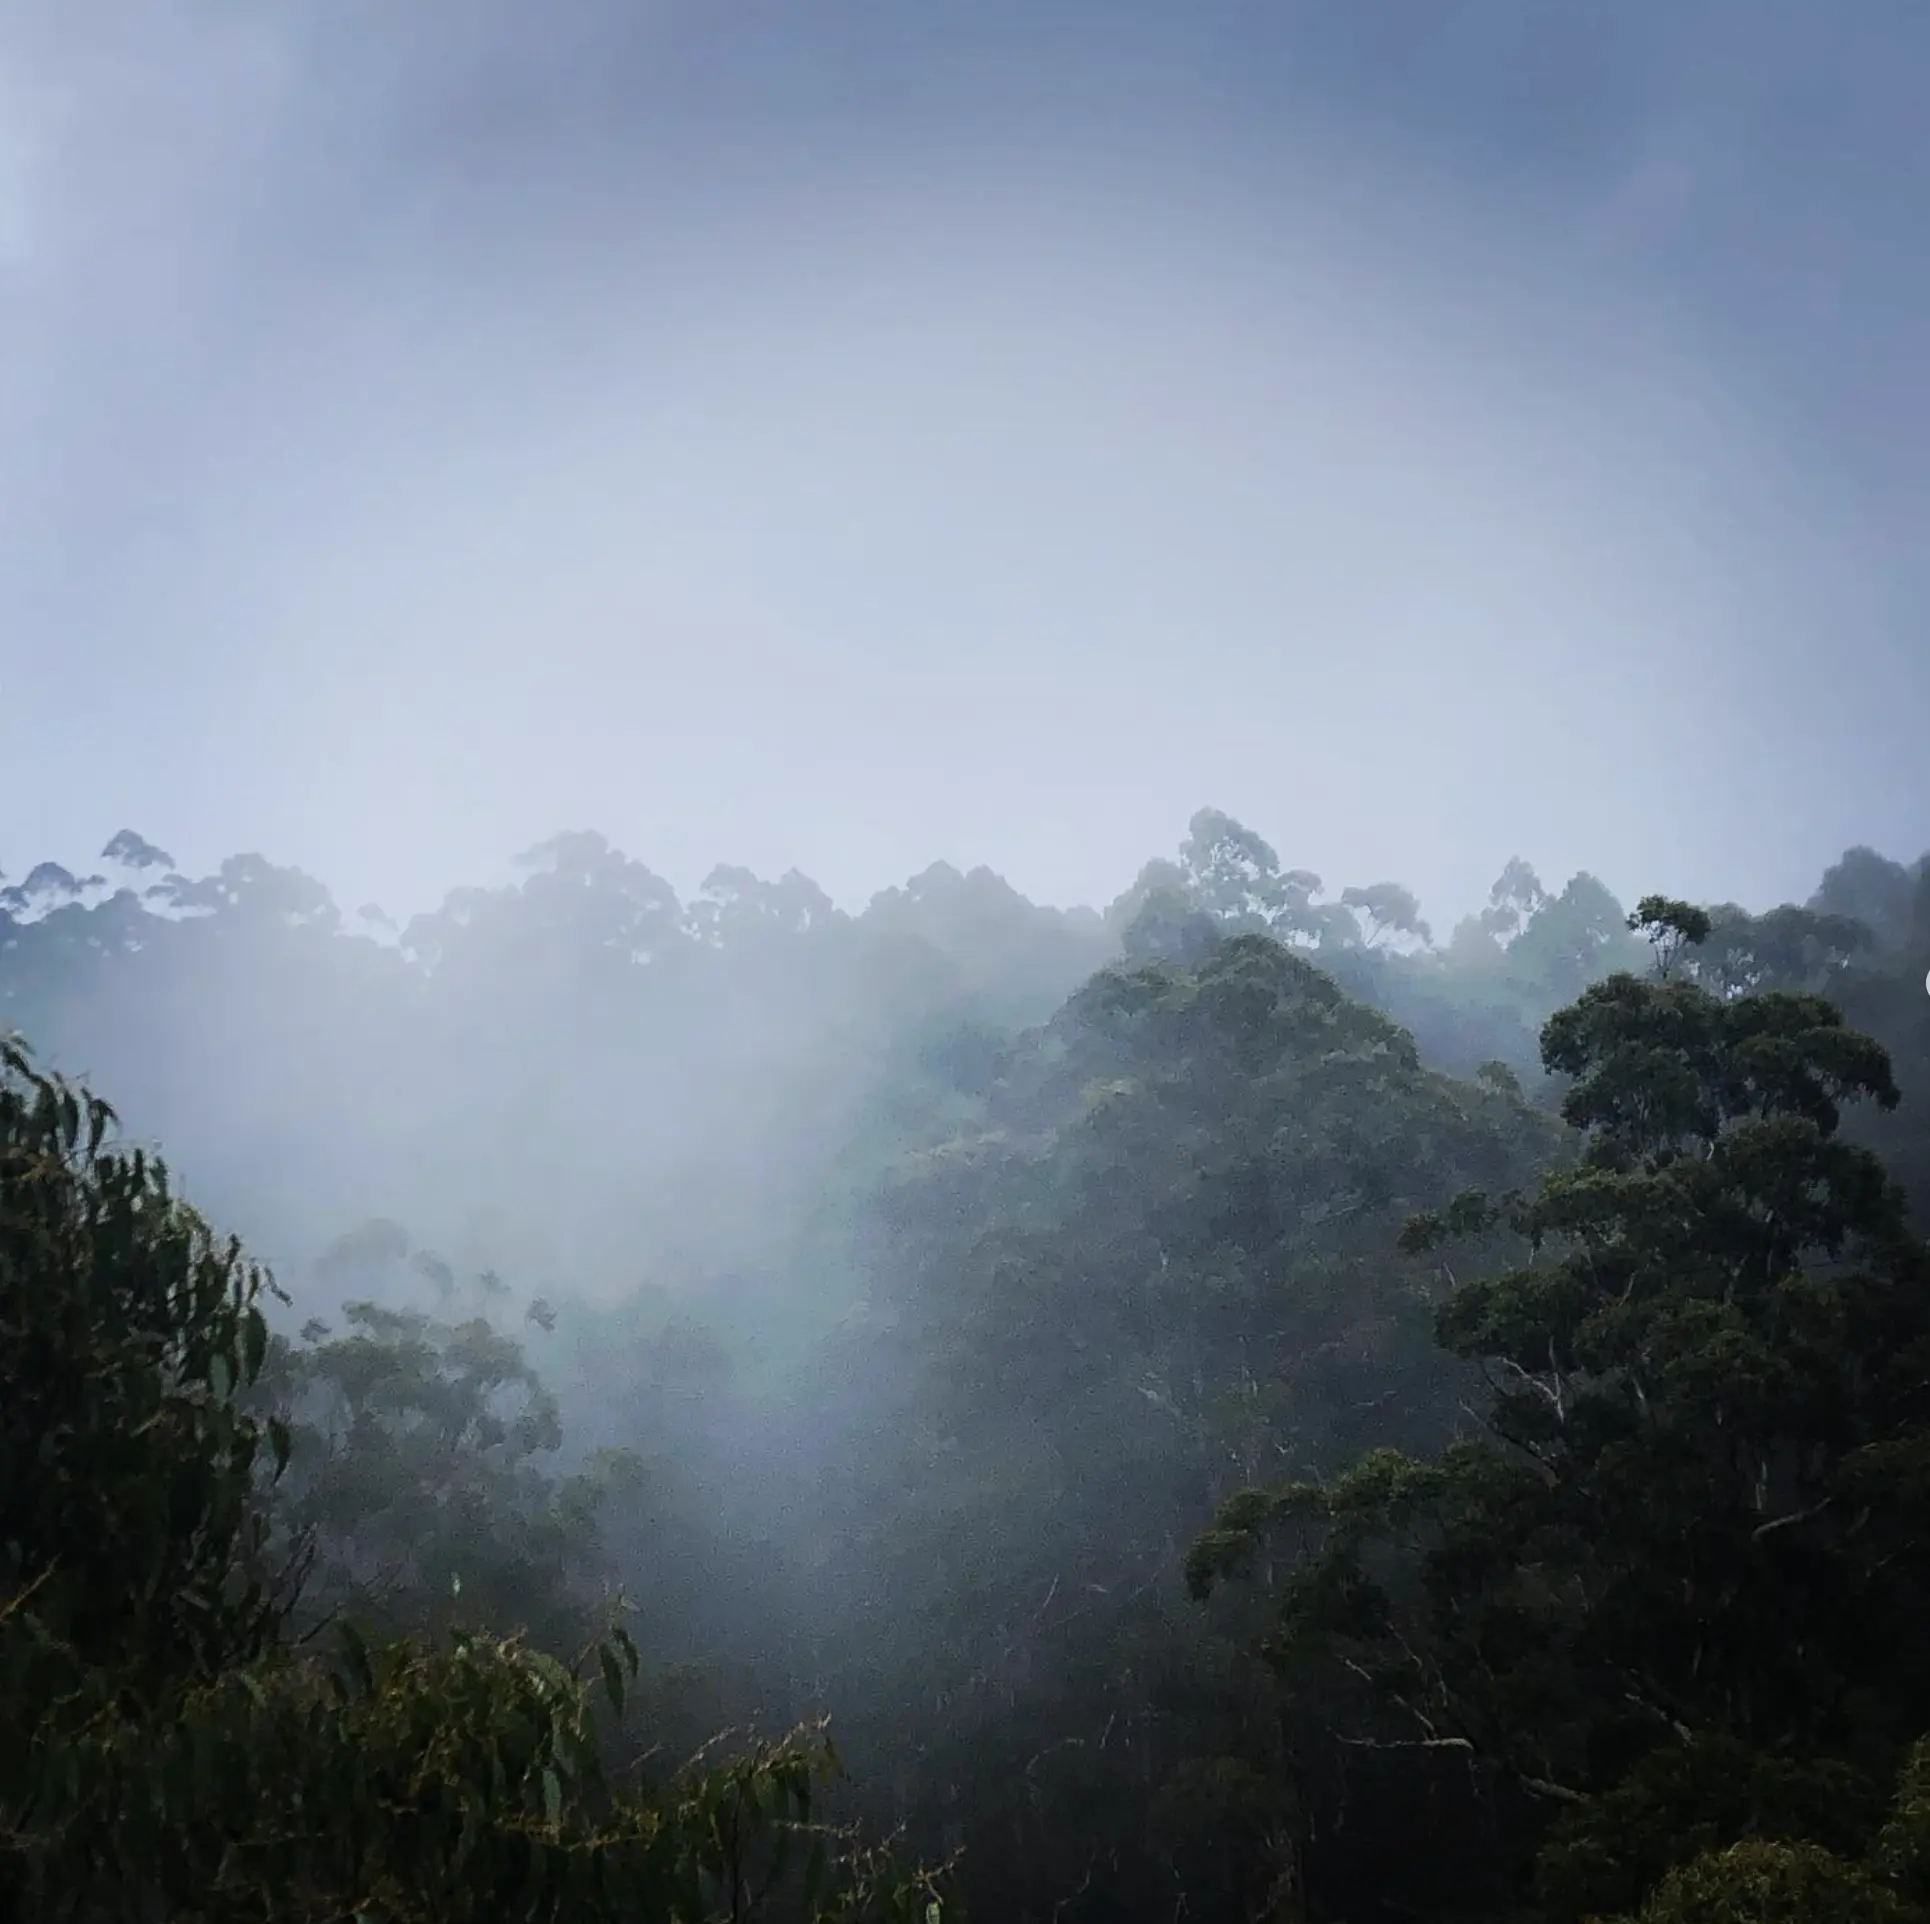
4, 810, 1929, 1922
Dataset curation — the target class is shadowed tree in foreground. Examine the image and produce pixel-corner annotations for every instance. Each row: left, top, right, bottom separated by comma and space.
1192, 904, 1930, 1919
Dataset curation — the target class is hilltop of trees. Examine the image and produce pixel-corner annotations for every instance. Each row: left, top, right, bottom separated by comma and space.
5, 811, 1930, 1920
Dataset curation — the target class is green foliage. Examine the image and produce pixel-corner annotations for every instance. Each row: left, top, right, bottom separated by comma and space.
1192, 937, 1930, 1918
1536, 1738, 1888, 1919
8, 816, 1930, 1923
0, 1036, 291, 1695
1626, 894, 1712, 978
1629, 1839, 1917, 1924
0, 1040, 943, 1924
7, 1611, 927, 1924
259, 1299, 618, 1654
1876, 1735, 1930, 1906
800, 930, 1561, 1919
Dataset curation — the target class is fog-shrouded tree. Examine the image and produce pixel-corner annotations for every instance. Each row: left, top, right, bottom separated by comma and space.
0, 1036, 944, 1924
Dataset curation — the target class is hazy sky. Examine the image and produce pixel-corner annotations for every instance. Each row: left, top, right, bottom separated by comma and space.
3, 2, 1925, 930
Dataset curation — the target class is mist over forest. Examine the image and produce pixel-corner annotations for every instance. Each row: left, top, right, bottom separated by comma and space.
7, 814, 1930, 1920
8, 3, 1930, 1919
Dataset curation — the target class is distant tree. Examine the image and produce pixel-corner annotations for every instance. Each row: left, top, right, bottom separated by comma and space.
1119, 883, 1225, 966
0, 860, 83, 915
1341, 881, 1433, 951
1179, 808, 1289, 930
402, 831, 685, 985
1508, 870, 1642, 1001
1812, 846, 1915, 949
99, 827, 176, 871
1626, 893, 1712, 977
1693, 903, 1872, 997
1481, 855, 1548, 940
691, 865, 843, 948
259, 1301, 617, 1655
148, 851, 341, 930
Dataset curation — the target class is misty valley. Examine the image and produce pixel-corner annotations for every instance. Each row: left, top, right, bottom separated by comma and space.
6, 812, 1930, 1923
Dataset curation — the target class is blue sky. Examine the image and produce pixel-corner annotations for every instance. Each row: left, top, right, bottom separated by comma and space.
2, 1, 1924, 929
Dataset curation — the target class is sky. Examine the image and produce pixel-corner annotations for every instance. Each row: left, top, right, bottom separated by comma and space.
2, 1, 1926, 932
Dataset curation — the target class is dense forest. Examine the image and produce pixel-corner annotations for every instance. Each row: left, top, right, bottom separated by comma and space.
6, 809, 1930, 1921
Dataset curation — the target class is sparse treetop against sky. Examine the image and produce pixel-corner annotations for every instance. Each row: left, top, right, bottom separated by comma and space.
2, 2, 1924, 924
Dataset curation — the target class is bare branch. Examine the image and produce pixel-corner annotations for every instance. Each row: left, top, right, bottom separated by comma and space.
1752, 1498, 1832, 1541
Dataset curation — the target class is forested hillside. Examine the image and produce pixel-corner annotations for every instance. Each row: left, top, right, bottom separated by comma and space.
5, 810, 1930, 1921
